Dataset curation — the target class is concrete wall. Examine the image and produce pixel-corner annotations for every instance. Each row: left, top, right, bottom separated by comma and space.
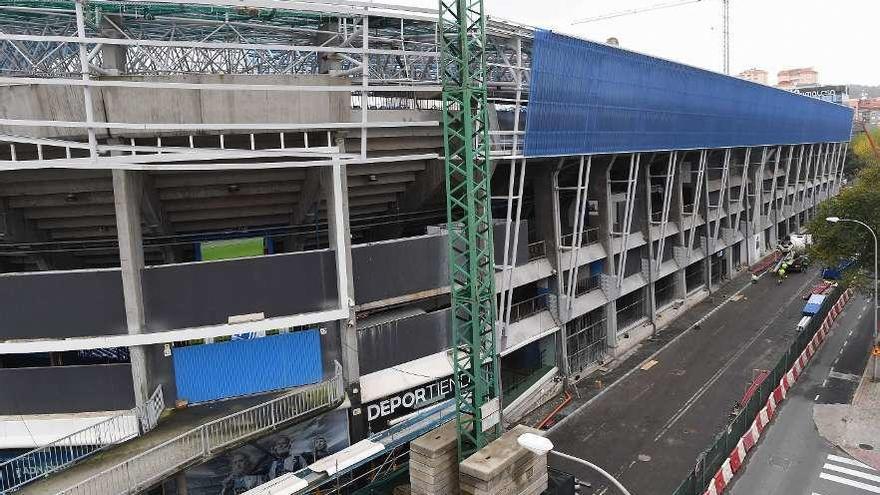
0, 269, 127, 340
0, 364, 135, 414
0, 74, 351, 140
143, 250, 339, 331
357, 309, 451, 375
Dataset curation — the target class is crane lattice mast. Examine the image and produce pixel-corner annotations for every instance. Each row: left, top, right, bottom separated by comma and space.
438, 0, 502, 460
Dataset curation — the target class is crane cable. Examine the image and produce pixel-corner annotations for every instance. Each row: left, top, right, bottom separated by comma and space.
571, 0, 703, 25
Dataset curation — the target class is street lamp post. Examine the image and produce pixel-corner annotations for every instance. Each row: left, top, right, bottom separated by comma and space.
517, 433, 633, 495
826, 216, 879, 380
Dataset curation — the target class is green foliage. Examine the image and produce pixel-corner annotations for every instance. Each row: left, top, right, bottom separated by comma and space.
808, 160, 880, 292
845, 129, 880, 176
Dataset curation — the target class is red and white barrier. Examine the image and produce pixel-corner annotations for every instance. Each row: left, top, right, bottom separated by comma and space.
702, 288, 854, 495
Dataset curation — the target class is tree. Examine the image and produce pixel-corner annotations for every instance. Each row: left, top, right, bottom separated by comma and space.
844, 128, 880, 177
808, 162, 880, 291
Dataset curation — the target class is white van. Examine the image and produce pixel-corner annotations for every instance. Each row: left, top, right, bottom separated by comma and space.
797, 316, 812, 333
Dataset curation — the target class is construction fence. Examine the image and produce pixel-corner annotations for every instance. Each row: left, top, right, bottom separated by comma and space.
670, 284, 846, 495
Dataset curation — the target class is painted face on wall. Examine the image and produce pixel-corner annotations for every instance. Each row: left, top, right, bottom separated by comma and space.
271, 436, 291, 457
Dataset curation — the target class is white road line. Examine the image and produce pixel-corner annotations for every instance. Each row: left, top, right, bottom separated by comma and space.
819, 472, 880, 493
822, 378, 828, 387
828, 454, 877, 471
547, 275, 764, 435
650, 276, 815, 442
815, 394, 820, 401
824, 463, 880, 483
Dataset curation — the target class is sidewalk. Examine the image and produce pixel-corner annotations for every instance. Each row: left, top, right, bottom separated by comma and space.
814, 358, 880, 469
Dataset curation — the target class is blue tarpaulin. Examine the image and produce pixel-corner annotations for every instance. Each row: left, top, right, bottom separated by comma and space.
173, 330, 322, 403
524, 31, 854, 157
803, 294, 827, 316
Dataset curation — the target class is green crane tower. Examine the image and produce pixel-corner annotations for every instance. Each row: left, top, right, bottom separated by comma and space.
438, 0, 502, 459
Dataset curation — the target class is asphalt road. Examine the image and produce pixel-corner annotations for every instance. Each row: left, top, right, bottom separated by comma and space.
729, 295, 876, 495
546, 270, 823, 495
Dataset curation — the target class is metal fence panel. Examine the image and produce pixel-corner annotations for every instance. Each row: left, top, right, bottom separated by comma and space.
524, 30, 854, 157
670, 286, 843, 495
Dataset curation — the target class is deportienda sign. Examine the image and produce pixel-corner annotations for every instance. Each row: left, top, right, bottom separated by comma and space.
365, 375, 469, 432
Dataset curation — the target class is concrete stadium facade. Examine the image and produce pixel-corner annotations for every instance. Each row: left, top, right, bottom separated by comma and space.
0, 1, 852, 491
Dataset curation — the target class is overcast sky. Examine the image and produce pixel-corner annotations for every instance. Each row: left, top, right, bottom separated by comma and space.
400, 0, 879, 86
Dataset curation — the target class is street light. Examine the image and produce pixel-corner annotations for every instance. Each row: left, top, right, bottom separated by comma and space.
826, 216, 879, 380
517, 433, 633, 495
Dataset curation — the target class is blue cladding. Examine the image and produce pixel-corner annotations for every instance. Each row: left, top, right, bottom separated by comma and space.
173, 330, 322, 403
524, 31, 854, 157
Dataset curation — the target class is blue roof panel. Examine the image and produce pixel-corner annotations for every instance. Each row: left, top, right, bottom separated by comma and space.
523, 30, 854, 157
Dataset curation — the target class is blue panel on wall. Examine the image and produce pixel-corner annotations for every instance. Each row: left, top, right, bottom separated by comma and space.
524, 31, 854, 157
173, 330, 322, 403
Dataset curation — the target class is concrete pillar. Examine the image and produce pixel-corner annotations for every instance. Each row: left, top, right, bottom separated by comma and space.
112, 170, 150, 408
99, 14, 127, 74
701, 152, 713, 292
175, 473, 188, 495
325, 138, 366, 442
604, 300, 618, 349
640, 160, 657, 322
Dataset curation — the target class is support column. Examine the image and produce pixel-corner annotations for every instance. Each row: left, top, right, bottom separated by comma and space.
325, 138, 365, 442
112, 170, 150, 408
641, 157, 657, 322
175, 473, 189, 495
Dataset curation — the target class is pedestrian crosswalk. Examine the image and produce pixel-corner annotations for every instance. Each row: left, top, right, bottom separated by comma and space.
815, 453, 880, 494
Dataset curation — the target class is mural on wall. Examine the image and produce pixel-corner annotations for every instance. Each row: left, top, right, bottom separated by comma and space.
171, 409, 348, 495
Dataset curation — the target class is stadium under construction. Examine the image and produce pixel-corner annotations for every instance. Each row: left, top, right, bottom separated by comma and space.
0, 0, 854, 493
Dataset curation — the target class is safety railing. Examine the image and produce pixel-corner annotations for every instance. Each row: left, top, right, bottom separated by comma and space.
560, 228, 600, 249
574, 273, 602, 297
527, 240, 546, 261
509, 294, 549, 323
58, 363, 344, 495
670, 286, 844, 495
0, 385, 164, 493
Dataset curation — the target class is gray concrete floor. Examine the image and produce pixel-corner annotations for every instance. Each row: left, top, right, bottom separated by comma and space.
729, 292, 876, 495
545, 269, 823, 495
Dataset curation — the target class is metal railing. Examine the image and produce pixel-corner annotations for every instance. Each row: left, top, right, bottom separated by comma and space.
527, 240, 546, 261
560, 228, 600, 248
59, 363, 344, 495
574, 273, 602, 297
671, 286, 844, 495
567, 317, 608, 375
509, 294, 549, 323
0, 386, 164, 493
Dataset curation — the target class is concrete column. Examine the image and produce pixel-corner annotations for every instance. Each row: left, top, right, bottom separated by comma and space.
112, 170, 150, 408
604, 300, 618, 349
325, 137, 366, 441
640, 159, 657, 321
175, 473, 188, 495
701, 152, 713, 292
101, 20, 126, 73
533, 165, 568, 376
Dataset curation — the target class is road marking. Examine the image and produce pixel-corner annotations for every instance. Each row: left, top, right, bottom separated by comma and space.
548, 274, 768, 435
651, 276, 816, 443
828, 454, 876, 471
819, 472, 880, 493
641, 359, 659, 371
815, 394, 820, 401
822, 378, 828, 387
825, 463, 880, 483
828, 371, 862, 383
